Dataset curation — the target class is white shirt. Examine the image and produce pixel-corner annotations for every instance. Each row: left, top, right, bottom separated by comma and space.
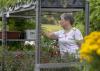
54, 27, 83, 55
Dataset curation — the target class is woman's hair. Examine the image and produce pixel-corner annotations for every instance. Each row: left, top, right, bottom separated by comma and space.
60, 13, 74, 25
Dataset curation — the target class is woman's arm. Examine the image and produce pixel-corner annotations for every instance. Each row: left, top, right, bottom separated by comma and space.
42, 31, 58, 40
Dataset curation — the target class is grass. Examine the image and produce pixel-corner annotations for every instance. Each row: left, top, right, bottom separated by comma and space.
42, 24, 62, 32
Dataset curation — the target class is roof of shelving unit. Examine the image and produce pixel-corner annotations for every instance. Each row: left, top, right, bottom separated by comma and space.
0, 0, 85, 18
0, 1, 36, 18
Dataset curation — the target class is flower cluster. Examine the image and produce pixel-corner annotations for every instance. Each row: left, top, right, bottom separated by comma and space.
80, 31, 100, 62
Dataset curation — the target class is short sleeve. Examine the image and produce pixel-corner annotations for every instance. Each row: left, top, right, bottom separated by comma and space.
74, 29, 83, 41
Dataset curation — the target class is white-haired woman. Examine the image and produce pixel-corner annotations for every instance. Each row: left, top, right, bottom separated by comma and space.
43, 13, 83, 60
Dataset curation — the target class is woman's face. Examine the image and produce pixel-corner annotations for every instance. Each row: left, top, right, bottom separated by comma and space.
60, 19, 71, 29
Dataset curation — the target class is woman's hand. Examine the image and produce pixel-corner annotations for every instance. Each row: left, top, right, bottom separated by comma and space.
41, 28, 58, 40
76, 40, 83, 48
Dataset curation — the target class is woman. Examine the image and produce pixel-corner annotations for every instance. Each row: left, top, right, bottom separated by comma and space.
43, 13, 83, 58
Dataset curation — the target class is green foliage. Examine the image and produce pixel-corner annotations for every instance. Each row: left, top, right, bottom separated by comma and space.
7, 42, 22, 51
6, 42, 35, 51
0, 51, 35, 71
89, 52, 100, 71
8, 18, 35, 31
73, 9, 85, 35
8, 19, 16, 31
0, 21, 2, 31
82, 52, 100, 71
75, 22, 85, 36
90, 0, 100, 31
0, 0, 33, 9
0, 0, 16, 9
74, 0, 100, 32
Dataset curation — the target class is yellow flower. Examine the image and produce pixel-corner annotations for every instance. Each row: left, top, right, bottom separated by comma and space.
80, 31, 100, 63
89, 44, 99, 51
81, 42, 90, 47
97, 39, 100, 44
80, 46, 91, 54
96, 48, 100, 55
84, 36, 90, 40
85, 39, 95, 45
89, 32, 100, 40
89, 31, 98, 36
98, 32, 100, 36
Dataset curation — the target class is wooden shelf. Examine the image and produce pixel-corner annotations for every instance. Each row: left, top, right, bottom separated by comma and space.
0, 39, 35, 41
